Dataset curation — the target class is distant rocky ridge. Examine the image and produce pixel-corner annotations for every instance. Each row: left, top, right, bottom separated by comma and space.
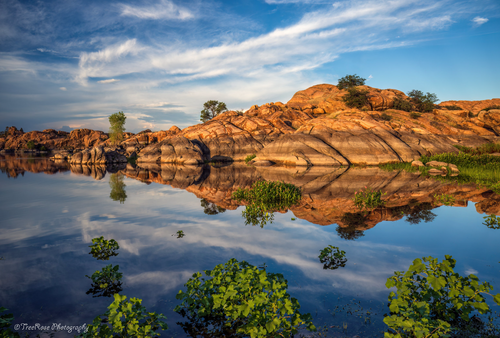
2, 84, 500, 166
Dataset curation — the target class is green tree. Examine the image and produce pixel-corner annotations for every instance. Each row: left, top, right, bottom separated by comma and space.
108, 111, 126, 144
337, 74, 366, 90
200, 100, 227, 123
407, 90, 439, 113
342, 87, 370, 109
109, 174, 127, 204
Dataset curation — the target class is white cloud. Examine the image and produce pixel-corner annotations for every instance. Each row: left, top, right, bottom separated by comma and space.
97, 79, 120, 84
404, 15, 453, 32
59, 87, 67, 91
120, 0, 194, 20
465, 268, 478, 275
472, 16, 488, 26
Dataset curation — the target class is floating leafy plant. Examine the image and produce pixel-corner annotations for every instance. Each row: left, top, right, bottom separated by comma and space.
86, 264, 123, 298
318, 245, 347, 270
175, 230, 185, 238
80, 294, 168, 338
0, 307, 20, 338
384, 255, 500, 338
353, 187, 386, 211
174, 258, 316, 338
434, 193, 456, 206
89, 236, 120, 261
232, 180, 302, 227
483, 214, 500, 230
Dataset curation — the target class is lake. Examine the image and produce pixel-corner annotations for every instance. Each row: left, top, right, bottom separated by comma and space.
1, 155, 499, 337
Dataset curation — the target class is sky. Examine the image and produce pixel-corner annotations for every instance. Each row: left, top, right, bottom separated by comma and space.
0, 0, 499, 133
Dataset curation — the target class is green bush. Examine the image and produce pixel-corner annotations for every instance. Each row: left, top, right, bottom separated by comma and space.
86, 264, 123, 298
0, 307, 20, 337
433, 193, 455, 206
174, 258, 316, 338
342, 87, 370, 109
407, 90, 439, 113
318, 245, 347, 270
483, 105, 500, 111
393, 97, 413, 112
80, 294, 168, 337
337, 74, 366, 90
384, 255, 500, 338
410, 112, 421, 119
245, 154, 256, 163
26, 140, 36, 150
454, 143, 500, 156
441, 105, 462, 110
89, 236, 120, 260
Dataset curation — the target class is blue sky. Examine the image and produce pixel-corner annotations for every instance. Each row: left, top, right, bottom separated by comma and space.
0, 0, 499, 133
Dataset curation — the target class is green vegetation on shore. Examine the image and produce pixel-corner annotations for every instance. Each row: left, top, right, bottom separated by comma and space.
380, 144, 500, 194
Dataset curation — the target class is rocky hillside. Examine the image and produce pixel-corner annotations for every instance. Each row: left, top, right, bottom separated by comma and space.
2, 84, 499, 166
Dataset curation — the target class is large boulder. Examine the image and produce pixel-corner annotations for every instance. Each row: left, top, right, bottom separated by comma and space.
69, 146, 127, 164
137, 136, 206, 165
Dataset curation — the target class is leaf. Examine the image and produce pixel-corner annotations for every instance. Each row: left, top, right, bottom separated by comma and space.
494, 293, 500, 306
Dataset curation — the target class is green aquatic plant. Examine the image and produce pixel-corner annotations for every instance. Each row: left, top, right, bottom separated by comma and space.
318, 245, 347, 270
353, 187, 386, 211
483, 214, 500, 230
86, 264, 123, 298
80, 294, 168, 338
89, 236, 120, 261
232, 180, 302, 227
433, 193, 455, 206
384, 255, 500, 338
245, 154, 257, 164
175, 258, 316, 338
175, 230, 185, 238
0, 307, 20, 337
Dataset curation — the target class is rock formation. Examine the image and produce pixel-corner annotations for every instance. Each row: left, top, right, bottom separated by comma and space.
2, 84, 500, 166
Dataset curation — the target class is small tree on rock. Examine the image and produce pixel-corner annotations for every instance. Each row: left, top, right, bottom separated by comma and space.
407, 90, 439, 113
108, 111, 126, 144
200, 100, 227, 123
337, 74, 366, 90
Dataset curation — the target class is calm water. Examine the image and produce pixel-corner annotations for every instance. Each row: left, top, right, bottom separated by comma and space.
0, 155, 499, 337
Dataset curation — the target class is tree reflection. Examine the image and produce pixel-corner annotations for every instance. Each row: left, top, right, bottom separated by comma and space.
337, 212, 366, 240
109, 173, 127, 204
200, 198, 226, 215
391, 202, 437, 225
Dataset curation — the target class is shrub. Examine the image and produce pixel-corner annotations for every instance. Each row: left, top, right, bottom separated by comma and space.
410, 112, 421, 119
245, 154, 256, 163
40, 145, 47, 151
318, 245, 347, 270
393, 97, 413, 112
441, 105, 462, 110
483, 105, 500, 111
381, 113, 392, 121
337, 74, 366, 90
89, 236, 120, 260
0, 307, 20, 337
174, 258, 316, 337
407, 90, 439, 113
200, 100, 228, 123
384, 255, 500, 338
26, 140, 36, 149
433, 193, 455, 206
80, 294, 168, 337
342, 87, 370, 109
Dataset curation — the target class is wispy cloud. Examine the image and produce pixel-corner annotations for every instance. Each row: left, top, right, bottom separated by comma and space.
97, 79, 120, 84
120, 0, 194, 20
471, 16, 488, 26
59, 87, 67, 91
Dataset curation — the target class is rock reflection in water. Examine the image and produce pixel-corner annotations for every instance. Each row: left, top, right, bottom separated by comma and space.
0, 154, 69, 178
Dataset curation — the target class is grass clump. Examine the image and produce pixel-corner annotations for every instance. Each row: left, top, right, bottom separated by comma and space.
244, 154, 256, 163
353, 187, 386, 211
454, 143, 500, 156
410, 112, 421, 119
232, 180, 302, 227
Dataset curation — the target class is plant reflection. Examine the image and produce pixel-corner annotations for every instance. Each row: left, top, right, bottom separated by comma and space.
391, 201, 437, 225
200, 198, 226, 215
109, 173, 127, 204
337, 212, 366, 240
86, 264, 123, 298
